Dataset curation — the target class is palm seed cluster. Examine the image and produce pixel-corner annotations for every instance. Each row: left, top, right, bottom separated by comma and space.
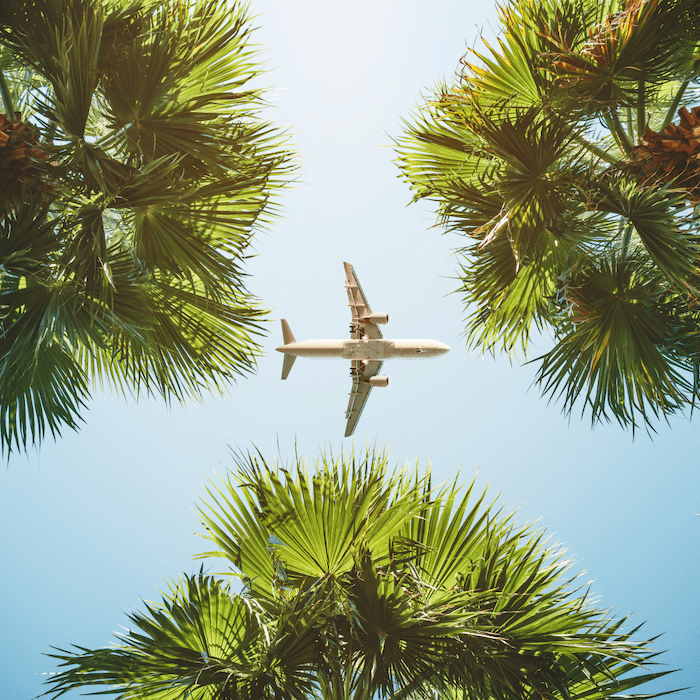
631, 106, 700, 201
0, 111, 50, 204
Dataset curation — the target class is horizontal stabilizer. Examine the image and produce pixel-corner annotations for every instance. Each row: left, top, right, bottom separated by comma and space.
280, 320, 297, 379
281, 353, 296, 380
281, 318, 296, 345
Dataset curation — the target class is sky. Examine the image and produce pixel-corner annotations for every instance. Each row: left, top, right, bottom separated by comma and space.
1, 1, 699, 698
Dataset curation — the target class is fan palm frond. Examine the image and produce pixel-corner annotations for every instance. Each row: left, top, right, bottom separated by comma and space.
397, 0, 700, 428
0, 0, 295, 453
197, 448, 426, 589
536, 254, 690, 427
46, 574, 320, 700
46, 448, 681, 700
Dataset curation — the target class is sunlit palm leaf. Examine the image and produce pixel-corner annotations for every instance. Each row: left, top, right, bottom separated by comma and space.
464, 0, 554, 108
396, 105, 489, 208
45, 449, 681, 700
193, 449, 679, 700
542, 0, 700, 110
0, 198, 60, 277
593, 174, 700, 286
0, 0, 295, 453
198, 448, 425, 585
536, 255, 690, 427
460, 231, 569, 353
45, 574, 319, 700
398, 474, 494, 601
346, 553, 500, 700
0, 340, 88, 452
397, 0, 700, 428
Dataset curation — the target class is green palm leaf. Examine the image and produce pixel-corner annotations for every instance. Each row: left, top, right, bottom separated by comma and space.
397, 0, 700, 428
536, 255, 690, 427
45, 448, 682, 700
593, 174, 700, 286
0, 0, 295, 453
197, 448, 426, 586
46, 574, 319, 700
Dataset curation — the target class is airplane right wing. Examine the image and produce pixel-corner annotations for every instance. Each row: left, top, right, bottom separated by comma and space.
344, 262, 383, 339
345, 360, 382, 437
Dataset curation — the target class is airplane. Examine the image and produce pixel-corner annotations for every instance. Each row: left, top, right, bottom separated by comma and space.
277, 262, 450, 437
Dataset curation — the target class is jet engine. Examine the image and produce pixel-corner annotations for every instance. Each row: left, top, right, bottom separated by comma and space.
363, 313, 389, 324
368, 375, 389, 387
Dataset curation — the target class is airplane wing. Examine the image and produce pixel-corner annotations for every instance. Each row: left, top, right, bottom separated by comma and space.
345, 360, 382, 437
343, 262, 382, 339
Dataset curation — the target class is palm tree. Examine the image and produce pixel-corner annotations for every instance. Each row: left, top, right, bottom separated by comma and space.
0, 0, 294, 453
396, 0, 700, 430
45, 447, 679, 700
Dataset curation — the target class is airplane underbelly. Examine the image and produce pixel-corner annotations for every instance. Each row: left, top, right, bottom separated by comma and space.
285, 341, 345, 357
389, 340, 442, 358
341, 340, 394, 360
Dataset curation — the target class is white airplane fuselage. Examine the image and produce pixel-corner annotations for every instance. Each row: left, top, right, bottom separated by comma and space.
276, 338, 450, 360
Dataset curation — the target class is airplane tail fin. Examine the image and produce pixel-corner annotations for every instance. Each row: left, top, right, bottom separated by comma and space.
280, 319, 296, 380
281, 318, 296, 345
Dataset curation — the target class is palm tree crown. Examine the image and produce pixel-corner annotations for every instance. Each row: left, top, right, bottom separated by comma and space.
396, 0, 700, 430
0, 0, 294, 453
45, 447, 679, 700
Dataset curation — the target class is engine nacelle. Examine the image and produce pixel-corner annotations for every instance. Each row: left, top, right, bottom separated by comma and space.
368, 375, 389, 388
363, 312, 389, 325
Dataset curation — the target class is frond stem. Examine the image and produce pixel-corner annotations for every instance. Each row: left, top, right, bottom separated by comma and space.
626, 106, 634, 141
0, 67, 14, 116
661, 77, 691, 130
636, 80, 645, 141
621, 222, 633, 259
605, 109, 633, 155
95, 123, 132, 149
573, 133, 618, 165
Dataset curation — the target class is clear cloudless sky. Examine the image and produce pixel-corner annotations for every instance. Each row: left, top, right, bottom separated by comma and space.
1, 1, 699, 698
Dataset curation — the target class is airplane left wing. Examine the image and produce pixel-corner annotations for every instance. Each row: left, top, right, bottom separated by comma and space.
345, 360, 382, 437
344, 262, 382, 339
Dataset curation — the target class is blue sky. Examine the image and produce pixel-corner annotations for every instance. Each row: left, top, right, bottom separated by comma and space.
1, 1, 699, 697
